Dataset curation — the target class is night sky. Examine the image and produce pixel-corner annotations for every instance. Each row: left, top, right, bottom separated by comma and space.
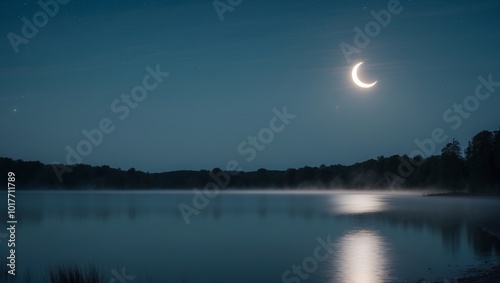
1, 0, 499, 173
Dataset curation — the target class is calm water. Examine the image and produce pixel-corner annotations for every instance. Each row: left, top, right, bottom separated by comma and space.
4, 190, 500, 283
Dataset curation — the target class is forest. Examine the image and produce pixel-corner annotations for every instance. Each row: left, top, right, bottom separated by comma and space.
1, 127, 499, 193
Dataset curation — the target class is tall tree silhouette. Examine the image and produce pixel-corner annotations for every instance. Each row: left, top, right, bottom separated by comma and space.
439, 139, 465, 191
465, 131, 495, 190
494, 128, 500, 184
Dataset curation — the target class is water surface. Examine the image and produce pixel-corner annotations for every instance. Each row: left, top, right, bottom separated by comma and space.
5, 190, 500, 283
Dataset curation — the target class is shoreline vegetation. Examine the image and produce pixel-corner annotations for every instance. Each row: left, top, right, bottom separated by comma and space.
2, 262, 500, 283
3, 127, 500, 194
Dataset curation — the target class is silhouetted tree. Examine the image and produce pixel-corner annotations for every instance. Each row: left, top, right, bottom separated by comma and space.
465, 130, 495, 191
284, 168, 296, 187
494, 128, 500, 186
439, 139, 465, 191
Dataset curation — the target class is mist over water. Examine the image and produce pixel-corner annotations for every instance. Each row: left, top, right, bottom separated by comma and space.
6, 190, 500, 283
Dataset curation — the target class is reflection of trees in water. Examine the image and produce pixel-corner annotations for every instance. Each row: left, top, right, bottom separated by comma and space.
258, 195, 267, 219
286, 195, 317, 219
440, 221, 463, 255
280, 198, 500, 257
278, 197, 498, 258
18, 193, 500, 258
467, 225, 500, 257
21, 204, 163, 224
373, 210, 466, 253
345, 209, 500, 257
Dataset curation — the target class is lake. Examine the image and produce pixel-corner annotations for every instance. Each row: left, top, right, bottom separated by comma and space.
4, 190, 500, 283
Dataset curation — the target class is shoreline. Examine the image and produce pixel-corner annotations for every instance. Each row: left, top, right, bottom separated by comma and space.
432, 227, 500, 283
449, 265, 500, 283
423, 191, 500, 198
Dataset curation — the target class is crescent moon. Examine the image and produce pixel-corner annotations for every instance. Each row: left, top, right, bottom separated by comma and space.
352, 62, 377, 88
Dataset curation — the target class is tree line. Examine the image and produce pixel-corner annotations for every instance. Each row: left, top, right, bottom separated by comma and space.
1, 127, 499, 193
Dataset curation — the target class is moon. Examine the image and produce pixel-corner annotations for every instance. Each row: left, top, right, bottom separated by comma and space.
352, 62, 377, 88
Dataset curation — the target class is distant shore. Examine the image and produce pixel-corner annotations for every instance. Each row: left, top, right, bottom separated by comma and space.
423, 191, 473, 197
423, 191, 500, 197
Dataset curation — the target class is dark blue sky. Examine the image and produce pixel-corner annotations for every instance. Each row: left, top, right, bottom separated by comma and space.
1, 0, 499, 172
